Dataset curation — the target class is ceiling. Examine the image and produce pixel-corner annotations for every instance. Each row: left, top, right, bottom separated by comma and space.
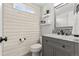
34, 3, 63, 7
34, 3, 49, 7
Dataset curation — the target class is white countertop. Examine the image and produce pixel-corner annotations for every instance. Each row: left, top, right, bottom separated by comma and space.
43, 34, 79, 43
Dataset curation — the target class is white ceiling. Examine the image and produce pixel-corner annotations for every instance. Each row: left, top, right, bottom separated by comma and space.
34, 3, 48, 7
34, 3, 62, 7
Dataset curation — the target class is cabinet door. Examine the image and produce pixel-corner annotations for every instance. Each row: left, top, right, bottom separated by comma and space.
55, 47, 74, 56
54, 41, 75, 56
55, 48, 69, 56
42, 37, 55, 56
55, 48, 75, 56
43, 44, 54, 56
54, 40, 75, 56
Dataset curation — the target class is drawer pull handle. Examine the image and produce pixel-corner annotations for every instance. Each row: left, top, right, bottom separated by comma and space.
62, 45, 65, 48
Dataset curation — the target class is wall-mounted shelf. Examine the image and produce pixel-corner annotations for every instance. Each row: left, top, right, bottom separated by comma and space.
40, 23, 51, 26
42, 14, 51, 18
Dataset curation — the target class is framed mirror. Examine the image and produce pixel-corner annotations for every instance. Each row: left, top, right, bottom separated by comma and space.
54, 3, 74, 27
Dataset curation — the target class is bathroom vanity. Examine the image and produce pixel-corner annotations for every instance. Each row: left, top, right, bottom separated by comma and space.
42, 34, 79, 56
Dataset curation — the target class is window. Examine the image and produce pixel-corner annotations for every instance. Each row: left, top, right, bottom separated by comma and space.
13, 3, 35, 13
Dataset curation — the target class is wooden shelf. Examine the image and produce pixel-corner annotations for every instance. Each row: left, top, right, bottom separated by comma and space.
40, 23, 51, 26
42, 14, 51, 18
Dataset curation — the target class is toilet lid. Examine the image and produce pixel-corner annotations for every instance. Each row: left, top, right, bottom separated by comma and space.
31, 44, 42, 49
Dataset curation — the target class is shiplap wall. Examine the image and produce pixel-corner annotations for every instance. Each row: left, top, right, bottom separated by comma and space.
3, 3, 40, 56
0, 3, 2, 56
0, 3, 2, 36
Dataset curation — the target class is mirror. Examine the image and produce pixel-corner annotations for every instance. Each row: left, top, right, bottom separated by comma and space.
54, 3, 75, 27
53, 3, 75, 35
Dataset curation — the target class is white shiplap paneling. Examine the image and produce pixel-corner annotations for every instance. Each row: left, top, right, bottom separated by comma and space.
3, 3, 40, 56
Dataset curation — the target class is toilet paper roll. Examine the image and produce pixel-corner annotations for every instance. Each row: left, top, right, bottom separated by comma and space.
21, 38, 24, 42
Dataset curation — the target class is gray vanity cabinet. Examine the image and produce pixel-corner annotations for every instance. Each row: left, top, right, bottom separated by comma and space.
55, 45, 74, 56
42, 36, 55, 56
42, 36, 75, 56
55, 48, 69, 56
43, 44, 54, 56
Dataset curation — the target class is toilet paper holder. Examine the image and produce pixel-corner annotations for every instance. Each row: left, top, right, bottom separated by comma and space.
0, 37, 7, 43
19, 38, 26, 42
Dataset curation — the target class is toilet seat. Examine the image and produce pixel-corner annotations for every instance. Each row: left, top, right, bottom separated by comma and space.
30, 44, 42, 52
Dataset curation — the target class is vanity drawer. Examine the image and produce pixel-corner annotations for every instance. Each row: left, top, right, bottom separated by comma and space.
43, 36, 75, 46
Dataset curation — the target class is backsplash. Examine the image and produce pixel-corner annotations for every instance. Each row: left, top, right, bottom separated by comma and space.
52, 26, 72, 35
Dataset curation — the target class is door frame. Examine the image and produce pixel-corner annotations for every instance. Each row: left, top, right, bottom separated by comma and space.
0, 3, 4, 56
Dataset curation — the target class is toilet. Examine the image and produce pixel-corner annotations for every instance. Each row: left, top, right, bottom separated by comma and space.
30, 37, 42, 56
